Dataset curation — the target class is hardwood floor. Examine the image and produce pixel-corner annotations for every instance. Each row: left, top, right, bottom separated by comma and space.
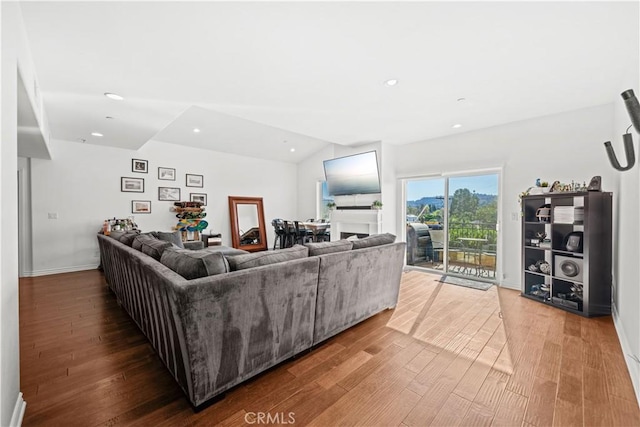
19, 269, 639, 426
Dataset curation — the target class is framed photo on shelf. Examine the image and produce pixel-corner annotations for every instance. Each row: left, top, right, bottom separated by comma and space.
121, 177, 144, 193
158, 187, 180, 201
190, 193, 207, 206
186, 174, 203, 187
132, 200, 151, 214
158, 167, 176, 181
132, 159, 148, 173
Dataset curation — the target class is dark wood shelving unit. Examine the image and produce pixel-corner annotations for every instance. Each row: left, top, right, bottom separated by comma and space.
521, 191, 612, 317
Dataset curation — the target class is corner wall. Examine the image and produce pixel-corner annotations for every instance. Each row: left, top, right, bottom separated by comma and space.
28, 139, 298, 275
395, 104, 616, 290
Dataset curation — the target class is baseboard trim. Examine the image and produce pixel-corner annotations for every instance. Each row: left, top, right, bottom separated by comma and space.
10, 392, 26, 427
22, 264, 99, 277
612, 304, 640, 406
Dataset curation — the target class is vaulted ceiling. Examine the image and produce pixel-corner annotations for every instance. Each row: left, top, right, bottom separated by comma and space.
19, 1, 639, 163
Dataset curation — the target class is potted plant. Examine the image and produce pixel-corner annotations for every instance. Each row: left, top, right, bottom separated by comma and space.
326, 201, 336, 211
372, 200, 383, 210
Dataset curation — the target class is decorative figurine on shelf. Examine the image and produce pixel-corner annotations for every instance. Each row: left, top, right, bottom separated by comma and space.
587, 175, 602, 191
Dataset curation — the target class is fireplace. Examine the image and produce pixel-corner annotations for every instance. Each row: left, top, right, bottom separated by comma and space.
340, 232, 369, 240
330, 209, 382, 241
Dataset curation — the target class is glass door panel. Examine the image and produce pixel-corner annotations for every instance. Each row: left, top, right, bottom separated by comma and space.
446, 174, 499, 280
405, 178, 446, 270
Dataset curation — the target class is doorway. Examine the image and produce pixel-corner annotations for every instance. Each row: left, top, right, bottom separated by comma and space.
404, 171, 500, 282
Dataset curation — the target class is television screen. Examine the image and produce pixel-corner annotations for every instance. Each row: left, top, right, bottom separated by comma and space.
323, 151, 381, 196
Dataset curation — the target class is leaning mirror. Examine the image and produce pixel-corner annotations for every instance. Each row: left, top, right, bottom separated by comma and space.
228, 196, 267, 252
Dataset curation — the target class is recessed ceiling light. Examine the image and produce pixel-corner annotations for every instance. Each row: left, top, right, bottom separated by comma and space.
104, 92, 124, 101
290, 148, 296, 153
91, 132, 104, 137
384, 79, 398, 86
452, 124, 462, 129
193, 128, 201, 133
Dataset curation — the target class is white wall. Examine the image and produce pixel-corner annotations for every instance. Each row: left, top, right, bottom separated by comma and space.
1, 1, 45, 424
395, 104, 616, 289
609, 21, 640, 399
296, 145, 335, 221
28, 139, 298, 275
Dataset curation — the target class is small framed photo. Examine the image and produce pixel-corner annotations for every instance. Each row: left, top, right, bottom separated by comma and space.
132, 200, 151, 214
132, 159, 148, 173
121, 177, 145, 193
186, 174, 204, 188
158, 167, 176, 181
190, 193, 207, 206
158, 187, 180, 201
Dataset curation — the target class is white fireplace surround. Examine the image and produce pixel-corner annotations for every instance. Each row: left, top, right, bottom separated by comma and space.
330, 209, 382, 241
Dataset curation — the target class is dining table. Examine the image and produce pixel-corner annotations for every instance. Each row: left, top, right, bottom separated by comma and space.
300, 222, 330, 242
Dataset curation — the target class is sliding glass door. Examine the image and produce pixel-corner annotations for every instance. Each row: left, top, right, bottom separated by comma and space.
405, 172, 499, 281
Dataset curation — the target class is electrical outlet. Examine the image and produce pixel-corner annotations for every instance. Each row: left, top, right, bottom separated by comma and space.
48, 212, 58, 220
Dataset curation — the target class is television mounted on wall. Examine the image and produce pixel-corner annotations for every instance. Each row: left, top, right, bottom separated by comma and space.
323, 151, 381, 196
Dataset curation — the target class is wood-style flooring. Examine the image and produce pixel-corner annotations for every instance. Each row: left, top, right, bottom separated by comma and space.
19, 269, 639, 426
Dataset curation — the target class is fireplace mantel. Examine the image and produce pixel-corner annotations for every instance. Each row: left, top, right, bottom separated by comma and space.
330, 209, 382, 241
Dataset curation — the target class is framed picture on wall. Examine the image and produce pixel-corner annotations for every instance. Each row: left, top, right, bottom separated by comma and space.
121, 177, 144, 193
190, 193, 207, 206
158, 167, 176, 181
186, 174, 203, 187
158, 187, 180, 201
132, 200, 151, 214
132, 159, 148, 173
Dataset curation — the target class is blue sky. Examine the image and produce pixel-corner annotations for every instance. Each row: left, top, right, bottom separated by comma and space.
406, 174, 498, 201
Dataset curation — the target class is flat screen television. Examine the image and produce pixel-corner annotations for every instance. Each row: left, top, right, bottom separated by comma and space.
323, 151, 381, 196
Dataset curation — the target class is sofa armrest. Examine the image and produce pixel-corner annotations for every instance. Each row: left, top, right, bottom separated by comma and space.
184, 241, 204, 250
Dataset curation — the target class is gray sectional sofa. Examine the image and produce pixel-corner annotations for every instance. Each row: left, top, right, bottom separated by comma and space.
97, 231, 405, 408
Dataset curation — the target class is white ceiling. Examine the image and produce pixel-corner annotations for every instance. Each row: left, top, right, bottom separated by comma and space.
19, 1, 639, 163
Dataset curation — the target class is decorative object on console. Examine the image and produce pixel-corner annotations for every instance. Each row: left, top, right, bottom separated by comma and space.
186, 174, 204, 187
159, 187, 180, 201
121, 177, 144, 193
158, 167, 176, 181
132, 159, 148, 173
132, 200, 151, 213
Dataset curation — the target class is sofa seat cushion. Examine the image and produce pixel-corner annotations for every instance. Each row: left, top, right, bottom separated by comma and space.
305, 239, 353, 256
132, 234, 172, 260
351, 233, 397, 250
161, 248, 229, 279
155, 231, 185, 249
226, 245, 308, 271
204, 246, 250, 256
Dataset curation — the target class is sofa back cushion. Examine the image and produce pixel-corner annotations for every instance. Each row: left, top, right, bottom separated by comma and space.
226, 245, 309, 271
305, 240, 353, 256
132, 235, 172, 260
155, 231, 185, 249
109, 230, 140, 247
351, 233, 397, 250
161, 248, 229, 279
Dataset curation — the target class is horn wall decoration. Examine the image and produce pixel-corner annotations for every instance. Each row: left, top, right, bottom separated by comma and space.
604, 89, 640, 171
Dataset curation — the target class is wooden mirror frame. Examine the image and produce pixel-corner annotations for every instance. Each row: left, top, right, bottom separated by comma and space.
228, 196, 268, 252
